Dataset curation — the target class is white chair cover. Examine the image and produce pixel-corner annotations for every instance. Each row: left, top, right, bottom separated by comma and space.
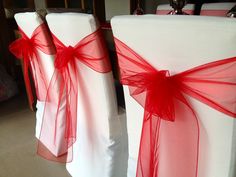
200, 3, 236, 16
156, 4, 195, 15
46, 13, 127, 177
111, 15, 236, 177
14, 12, 55, 139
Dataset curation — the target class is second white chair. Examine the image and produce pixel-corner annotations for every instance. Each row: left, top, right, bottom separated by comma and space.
46, 13, 128, 177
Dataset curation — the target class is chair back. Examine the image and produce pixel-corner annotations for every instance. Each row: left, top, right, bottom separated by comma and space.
14, 12, 56, 138
111, 15, 236, 177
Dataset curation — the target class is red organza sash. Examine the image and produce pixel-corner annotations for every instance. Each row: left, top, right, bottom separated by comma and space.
114, 38, 236, 177
9, 23, 56, 109
37, 29, 111, 162
200, 10, 229, 16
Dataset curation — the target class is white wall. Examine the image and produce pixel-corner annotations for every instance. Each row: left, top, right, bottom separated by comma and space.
145, 0, 169, 13
105, 0, 130, 20
34, 0, 46, 9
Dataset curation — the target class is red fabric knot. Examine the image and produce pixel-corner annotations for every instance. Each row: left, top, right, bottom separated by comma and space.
16, 35, 35, 61
148, 70, 177, 122
55, 45, 75, 70
122, 68, 181, 122
135, 70, 177, 122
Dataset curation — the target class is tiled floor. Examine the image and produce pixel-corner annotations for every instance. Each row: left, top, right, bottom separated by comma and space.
0, 94, 71, 177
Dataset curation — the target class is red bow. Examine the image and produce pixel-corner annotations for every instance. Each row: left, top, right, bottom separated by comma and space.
38, 29, 111, 162
114, 38, 236, 177
9, 23, 56, 109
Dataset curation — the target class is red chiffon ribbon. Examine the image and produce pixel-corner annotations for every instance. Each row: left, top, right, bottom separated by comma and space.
114, 38, 236, 177
9, 23, 56, 109
200, 10, 229, 16
37, 29, 111, 162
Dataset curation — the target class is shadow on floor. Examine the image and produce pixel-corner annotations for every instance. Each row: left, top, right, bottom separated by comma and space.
0, 93, 28, 117
0, 93, 71, 177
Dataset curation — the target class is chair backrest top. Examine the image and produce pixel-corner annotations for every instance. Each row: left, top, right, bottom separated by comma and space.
46, 13, 98, 46
14, 12, 43, 37
46, 12, 117, 111
111, 15, 236, 73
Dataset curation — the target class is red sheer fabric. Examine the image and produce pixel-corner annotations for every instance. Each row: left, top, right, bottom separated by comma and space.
200, 10, 229, 16
9, 23, 56, 109
114, 38, 236, 177
38, 29, 111, 162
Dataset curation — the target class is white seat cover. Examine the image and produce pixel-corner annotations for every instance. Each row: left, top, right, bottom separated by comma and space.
14, 12, 55, 139
200, 3, 236, 16
156, 4, 195, 15
111, 15, 236, 177
46, 13, 127, 177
